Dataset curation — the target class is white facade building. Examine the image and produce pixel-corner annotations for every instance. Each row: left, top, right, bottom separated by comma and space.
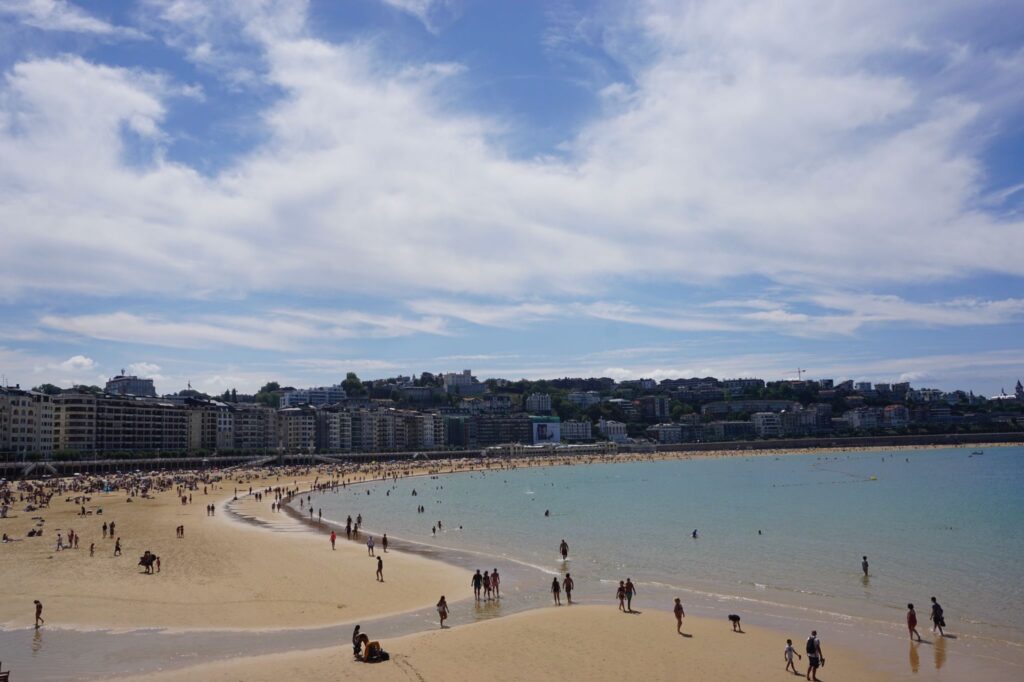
561, 419, 593, 441
751, 412, 782, 438
280, 384, 347, 407
597, 418, 628, 443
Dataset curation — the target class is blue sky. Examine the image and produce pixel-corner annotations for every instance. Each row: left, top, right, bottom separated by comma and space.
0, 0, 1022, 396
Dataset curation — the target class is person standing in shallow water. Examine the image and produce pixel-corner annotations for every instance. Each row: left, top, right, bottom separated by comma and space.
563, 573, 574, 604
931, 597, 945, 636
907, 603, 922, 641
862, 555, 869, 576
559, 538, 569, 560
471, 570, 483, 601
491, 568, 501, 598
34, 599, 44, 628
551, 577, 562, 605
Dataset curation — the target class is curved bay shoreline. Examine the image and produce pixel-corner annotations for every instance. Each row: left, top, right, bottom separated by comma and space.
1, 445, 1020, 680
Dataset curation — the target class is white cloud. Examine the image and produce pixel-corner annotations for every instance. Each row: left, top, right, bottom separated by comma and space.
378, 0, 457, 33
0, 1, 1021, 306
0, 0, 142, 37
37, 308, 448, 350
57, 354, 95, 371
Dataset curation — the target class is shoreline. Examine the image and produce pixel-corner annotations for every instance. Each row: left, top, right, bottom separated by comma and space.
2, 446, 1022, 680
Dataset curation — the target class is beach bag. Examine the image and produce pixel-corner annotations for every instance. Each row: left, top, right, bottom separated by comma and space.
806, 637, 817, 655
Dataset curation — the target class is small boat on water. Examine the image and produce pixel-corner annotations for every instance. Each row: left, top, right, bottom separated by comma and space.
970, 450, 984, 457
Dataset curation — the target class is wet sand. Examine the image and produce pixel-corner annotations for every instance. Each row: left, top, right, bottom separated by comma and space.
115, 605, 888, 682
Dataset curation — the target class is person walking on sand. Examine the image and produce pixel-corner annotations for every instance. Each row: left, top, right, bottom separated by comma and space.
559, 538, 569, 560
491, 568, 501, 598
907, 603, 922, 641
805, 630, 824, 681
930, 597, 945, 636
674, 598, 685, 634
563, 573, 574, 604
34, 599, 44, 628
862, 555, 869, 576
483, 571, 492, 600
551, 576, 562, 605
472, 569, 483, 601
625, 578, 637, 612
617, 581, 627, 611
367, 535, 375, 556
376, 556, 383, 582
784, 638, 802, 673
382, 534, 388, 552
330, 530, 336, 550
114, 537, 122, 556
437, 596, 449, 628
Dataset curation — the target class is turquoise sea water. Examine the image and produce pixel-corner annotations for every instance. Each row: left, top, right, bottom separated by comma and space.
315, 446, 1024, 673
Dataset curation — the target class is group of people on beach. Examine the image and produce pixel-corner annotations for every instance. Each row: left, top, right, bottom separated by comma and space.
470, 568, 501, 603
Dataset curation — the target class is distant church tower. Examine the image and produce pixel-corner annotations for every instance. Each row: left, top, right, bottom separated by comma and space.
1017, 379, 1024, 401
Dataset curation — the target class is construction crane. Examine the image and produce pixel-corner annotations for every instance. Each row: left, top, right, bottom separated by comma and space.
795, 368, 805, 381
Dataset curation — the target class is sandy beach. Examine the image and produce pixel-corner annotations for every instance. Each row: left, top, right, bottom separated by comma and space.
0, 469, 465, 631
112, 604, 887, 681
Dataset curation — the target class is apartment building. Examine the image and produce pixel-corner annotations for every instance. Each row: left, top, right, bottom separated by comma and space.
751, 412, 783, 438
233, 404, 278, 451
0, 387, 54, 456
280, 383, 347, 408
524, 393, 552, 414
317, 407, 353, 452
561, 419, 592, 441
597, 418, 628, 443
277, 406, 317, 452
